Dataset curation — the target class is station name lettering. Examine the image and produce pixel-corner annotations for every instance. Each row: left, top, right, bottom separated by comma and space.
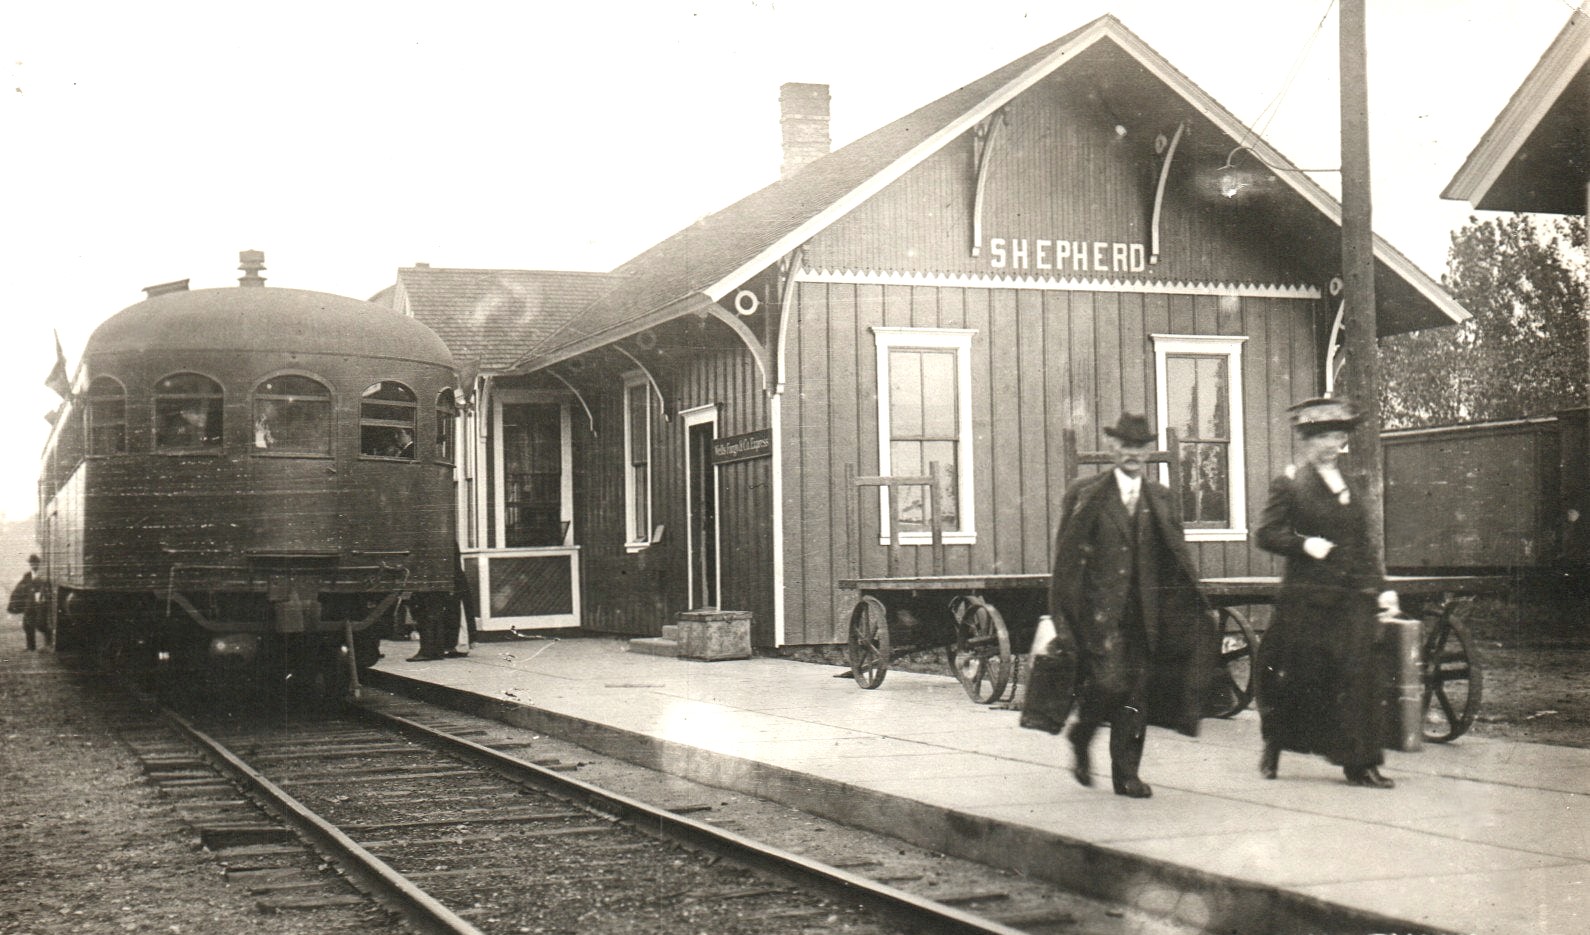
989, 238, 1146, 273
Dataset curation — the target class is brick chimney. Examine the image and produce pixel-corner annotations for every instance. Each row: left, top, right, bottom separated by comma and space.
779, 82, 830, 178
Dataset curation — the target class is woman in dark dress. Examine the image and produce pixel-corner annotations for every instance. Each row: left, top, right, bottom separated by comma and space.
1253, 397, 1397, 789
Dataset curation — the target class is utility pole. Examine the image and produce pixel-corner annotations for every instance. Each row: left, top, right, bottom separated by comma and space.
1339, 0, 1385, 567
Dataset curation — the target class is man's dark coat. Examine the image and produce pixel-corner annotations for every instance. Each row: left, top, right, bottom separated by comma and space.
1048, 471, 1216, 736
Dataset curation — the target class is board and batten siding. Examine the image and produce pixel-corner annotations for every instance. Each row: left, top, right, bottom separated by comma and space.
779, 279, 1319, 646
572, 339, 775, 645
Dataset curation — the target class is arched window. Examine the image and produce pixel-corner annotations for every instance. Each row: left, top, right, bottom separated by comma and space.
360, 381, 416, 459
86, 377, 126, 455
154, 373, 223, 451
435, 388, 456, 463
254, 375, 332, 455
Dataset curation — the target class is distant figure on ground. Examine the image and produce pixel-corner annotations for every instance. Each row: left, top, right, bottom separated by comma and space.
1049, 413, 1215, 799
1253, 397, 1400, 789
8, 555, 53, 651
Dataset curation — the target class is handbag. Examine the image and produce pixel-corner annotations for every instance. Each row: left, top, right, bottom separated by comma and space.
1019, 614, 1079, 734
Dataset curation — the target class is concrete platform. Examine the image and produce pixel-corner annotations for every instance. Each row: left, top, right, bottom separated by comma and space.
366, 635, 1588, 935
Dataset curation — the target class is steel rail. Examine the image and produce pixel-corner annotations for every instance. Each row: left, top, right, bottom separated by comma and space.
159, 708, 485, 935
353, 702, 1030, 935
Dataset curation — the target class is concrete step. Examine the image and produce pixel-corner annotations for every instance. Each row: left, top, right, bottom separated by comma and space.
626, 637, 678, 657
660, 624, 680, 641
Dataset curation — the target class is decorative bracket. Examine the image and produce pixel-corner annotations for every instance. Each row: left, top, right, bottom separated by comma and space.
771, 246, 806, 396
970, 110, 1007, 257
546, 368, 597, 437
1149, 121, 1185, 266
613, 346, 671, 422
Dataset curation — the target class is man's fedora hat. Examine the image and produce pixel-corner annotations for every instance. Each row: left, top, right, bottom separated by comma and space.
1103, 413, 1158, 446
1288, 396, 1361, 433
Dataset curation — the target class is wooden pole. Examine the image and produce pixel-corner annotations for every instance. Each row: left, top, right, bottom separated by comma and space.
1339, 0, 1385, 568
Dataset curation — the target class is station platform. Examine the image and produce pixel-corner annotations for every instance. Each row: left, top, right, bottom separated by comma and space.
366, 634, 1587, 935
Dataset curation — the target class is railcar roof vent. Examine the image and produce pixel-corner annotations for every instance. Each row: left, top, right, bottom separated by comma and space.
238, 249, 267, 287
142, 279, 190, 298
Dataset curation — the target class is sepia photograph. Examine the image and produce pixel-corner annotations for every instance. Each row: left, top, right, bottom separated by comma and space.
2, 2, 1585, 933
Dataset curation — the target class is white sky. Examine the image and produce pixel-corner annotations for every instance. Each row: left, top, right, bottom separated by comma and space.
0, 0, 1576, 522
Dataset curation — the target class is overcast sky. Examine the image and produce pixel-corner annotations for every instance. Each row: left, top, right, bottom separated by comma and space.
0, 0, 1577, 522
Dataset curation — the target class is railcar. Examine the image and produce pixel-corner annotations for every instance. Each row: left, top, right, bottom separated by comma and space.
37, 252, 458, 694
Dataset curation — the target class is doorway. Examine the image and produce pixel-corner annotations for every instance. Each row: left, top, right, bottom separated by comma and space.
682, 406, 719, 609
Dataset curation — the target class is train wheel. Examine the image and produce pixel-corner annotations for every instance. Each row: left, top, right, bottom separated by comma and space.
1209, 607, 1258, 718
1422, 601, 1483, 743
847, 596, 890, 689
947, 597, 1012, 704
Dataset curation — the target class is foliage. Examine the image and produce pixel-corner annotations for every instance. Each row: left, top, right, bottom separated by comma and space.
1380, 214, 1587, 429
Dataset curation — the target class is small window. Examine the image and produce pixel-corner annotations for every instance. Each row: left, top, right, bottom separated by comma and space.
435, 388, 456, 463
873, 327, 977, 544
1153, 334, 1248, 540
254, 375, 331, 455
360, 381, 417, 459
622, 375, 651, 547
86, 377, 126, 455
154, 373, 223, 450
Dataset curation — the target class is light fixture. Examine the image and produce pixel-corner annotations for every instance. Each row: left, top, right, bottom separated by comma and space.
1218, 145, 1256, 198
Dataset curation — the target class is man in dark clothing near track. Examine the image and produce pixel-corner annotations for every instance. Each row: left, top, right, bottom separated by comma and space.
1049, 414, 1215, 798
9, 555, 53, 651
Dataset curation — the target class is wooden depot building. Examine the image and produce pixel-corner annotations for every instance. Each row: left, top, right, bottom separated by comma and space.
389, 15, 1468, 648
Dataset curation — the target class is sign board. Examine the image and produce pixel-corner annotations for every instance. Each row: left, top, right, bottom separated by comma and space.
710, 429, 772, 465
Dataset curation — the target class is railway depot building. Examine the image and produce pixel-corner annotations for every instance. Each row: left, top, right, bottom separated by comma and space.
391, 15, 1466, 648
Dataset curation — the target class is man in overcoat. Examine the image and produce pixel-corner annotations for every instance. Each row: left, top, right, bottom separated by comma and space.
1049, 414, 1215, 798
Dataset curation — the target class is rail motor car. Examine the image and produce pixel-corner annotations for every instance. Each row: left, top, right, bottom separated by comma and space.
38, 252, 458, 690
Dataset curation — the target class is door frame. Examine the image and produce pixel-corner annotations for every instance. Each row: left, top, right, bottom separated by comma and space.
680, 404, 721, 609
489, 389, 572, 548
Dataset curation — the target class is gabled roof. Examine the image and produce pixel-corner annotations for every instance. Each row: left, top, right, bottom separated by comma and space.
388, 267, 622, 373
516, 14, 1467, 372
1443, 7, 1589, 214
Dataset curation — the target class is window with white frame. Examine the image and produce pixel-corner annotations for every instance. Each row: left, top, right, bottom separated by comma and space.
622, 373, 652, 549
1152, 334, 1247, 541
873, 327, 976, 544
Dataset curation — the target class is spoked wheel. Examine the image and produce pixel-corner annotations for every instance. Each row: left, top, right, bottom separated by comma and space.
847, 596, 891, 689
946, 597, 1012, 704
1209, 607, 1258, 718
1422, 600, 1483, 742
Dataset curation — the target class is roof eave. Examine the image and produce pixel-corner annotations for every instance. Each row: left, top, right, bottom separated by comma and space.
512, 292, 719, 373
1443, 10, 1590, 207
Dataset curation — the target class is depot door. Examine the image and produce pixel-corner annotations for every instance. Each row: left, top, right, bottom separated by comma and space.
683, 407, 719, 609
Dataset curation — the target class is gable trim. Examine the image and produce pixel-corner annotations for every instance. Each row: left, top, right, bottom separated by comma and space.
1442, 11, 1590, 206
701, 18, 1465, 328
796, 268, 1322, 299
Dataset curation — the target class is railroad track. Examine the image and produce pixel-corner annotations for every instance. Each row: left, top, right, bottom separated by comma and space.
129, 695, 1057, 935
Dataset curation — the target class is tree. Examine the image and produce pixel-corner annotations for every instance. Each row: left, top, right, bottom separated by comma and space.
1380, 213, 1587, 429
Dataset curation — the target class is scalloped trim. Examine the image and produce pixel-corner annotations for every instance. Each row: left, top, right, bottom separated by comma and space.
795, 267, 1322, 299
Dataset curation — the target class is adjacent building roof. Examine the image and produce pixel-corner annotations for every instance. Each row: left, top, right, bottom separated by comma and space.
516, 14, 1468, 372
1444, 7, 1589, 214
383, 266, 622, 373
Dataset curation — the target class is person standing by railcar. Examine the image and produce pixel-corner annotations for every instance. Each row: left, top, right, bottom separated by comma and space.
1253, 397, 1400, 788
1049, 413, 1216, 799
8, 555, 53, 651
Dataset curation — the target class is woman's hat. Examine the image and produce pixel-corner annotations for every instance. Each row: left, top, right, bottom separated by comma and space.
1288, 397, 1361, 433
1102, 413, 1158, 445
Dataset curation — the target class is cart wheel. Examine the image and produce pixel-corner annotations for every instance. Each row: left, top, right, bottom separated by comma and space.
848, 596, 891, 689
1422, 600, 1483, 742
947, 597, 1012, 704
1210, 607, 1258, 718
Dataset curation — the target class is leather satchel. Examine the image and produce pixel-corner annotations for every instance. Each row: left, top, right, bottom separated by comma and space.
1019, 615, 1078, 734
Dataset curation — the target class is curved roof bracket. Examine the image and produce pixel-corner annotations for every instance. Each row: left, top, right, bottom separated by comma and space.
546, 368, 597, 437
772, 246, 807, 396
701, 302, 773, 395
613, 346, 671, 421
1149, 121, 1186, 266
970, 110, 1007, 257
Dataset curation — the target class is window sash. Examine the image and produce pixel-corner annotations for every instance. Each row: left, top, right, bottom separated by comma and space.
1152, 334, 1247, 538
623, 379, 651, 545
873, 328, 976, 543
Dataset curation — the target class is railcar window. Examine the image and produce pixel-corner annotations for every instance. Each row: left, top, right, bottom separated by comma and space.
254, 375, 331, 455
360, 381, 417, 459
435, 388, 456, 463
87, 377, 126, 455
154, 373, 223, 451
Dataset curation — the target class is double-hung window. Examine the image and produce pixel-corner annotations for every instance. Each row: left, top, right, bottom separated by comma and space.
873, 327, 976, 544
622, 373, 652, 550
1152, 334, 1247, 540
